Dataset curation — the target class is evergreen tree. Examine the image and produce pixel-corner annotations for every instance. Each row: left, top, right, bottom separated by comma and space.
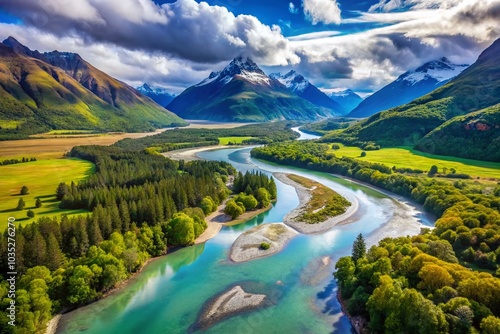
21, 185, 29, 195
45, 233, 65, 271
56, 182, 69, 200
27, 210, 35, 218
352, 233, 366, 262
35, 198, 42, 208
17, 197, 26, 210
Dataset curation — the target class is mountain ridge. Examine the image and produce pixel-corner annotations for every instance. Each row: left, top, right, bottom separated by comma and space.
167, 57, 333, 122
348, 57, 469, 118
270, 70, 344, 114
0, 37, 186, 139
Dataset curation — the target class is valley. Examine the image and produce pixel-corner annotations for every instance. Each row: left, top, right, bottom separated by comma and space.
1, 3, 500, 334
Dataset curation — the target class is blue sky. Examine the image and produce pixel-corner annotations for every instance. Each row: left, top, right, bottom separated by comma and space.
0, 0, 498, 94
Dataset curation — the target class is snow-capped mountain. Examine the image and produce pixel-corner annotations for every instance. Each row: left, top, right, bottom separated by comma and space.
327, 89, 363, 114
349, 58, 469, 118
270, 70, 343, 115
167, 57, 333, 122
136, 83, 175, 107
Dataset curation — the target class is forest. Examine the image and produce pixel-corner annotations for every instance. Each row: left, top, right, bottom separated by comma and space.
252, 141, 500, 332
0, 144, 236, 333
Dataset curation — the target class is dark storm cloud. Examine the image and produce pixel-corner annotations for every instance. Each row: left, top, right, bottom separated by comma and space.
0, 0, 299, 65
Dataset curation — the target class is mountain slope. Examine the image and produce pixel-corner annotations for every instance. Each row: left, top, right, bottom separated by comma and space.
348, 58, 469, 118
326, 38, 500, 147
327, 89, 363, 114
415, 104, 500, 162
167, 57, 332, 122
270, 70, 343, 114
136, 83, 175, 107
0, 37, 186, 138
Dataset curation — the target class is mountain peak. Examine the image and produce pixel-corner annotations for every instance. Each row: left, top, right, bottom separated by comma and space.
220, 57, 265, 77
270, 70, 309, 93
398, 58, 469, 85
138, 83, 152, 92
2, 36, 38, 57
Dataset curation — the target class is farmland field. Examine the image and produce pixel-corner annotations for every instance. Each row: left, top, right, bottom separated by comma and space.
329, 144, 500, 179
218, 136, 254, 145
0, 158, 94, 230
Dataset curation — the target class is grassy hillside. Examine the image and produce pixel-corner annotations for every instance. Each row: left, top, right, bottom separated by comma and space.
0, 42, 186, 140
325, 38, 500, 147
415, 104, 500, 162
0, 158, 94, 230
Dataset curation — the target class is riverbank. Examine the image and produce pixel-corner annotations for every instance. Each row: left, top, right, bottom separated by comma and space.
328, 173, 434, 247
273, 173, 359, 234
230, 223, 298, 262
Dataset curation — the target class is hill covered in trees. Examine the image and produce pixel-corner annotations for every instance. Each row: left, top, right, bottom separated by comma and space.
415, 104, 500, 162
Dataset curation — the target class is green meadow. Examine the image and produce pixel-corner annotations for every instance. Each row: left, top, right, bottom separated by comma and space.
0, 158, 94, 230
218, 136, 254, 145
330, 144, 500, 179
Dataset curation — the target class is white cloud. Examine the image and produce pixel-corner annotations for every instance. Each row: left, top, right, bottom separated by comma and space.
289, 2, 298, 14
302, 0, 342, 25
288, 31, 341, 41
0, 0, 299, 66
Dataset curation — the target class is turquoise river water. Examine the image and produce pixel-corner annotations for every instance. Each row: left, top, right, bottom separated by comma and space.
57, 131, 433, 334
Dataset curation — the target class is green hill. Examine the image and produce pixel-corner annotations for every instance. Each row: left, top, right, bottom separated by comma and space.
415, 104, 500, 162
324, 38, 500, 147
0, 37, 186, 139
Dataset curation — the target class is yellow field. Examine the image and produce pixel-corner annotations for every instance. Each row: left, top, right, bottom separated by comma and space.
0, 158, 94, 230
330, 144, 500, 179
218, 137, 254, 145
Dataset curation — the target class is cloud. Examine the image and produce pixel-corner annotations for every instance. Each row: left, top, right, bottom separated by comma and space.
0, 0, 299, 66
291, 0, 499, 92
289, 2, 298, 14
288, 31, 341, 41
302, 0, 342, 25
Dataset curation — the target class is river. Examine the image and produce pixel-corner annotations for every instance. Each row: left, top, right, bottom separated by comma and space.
57, 130, 434, 334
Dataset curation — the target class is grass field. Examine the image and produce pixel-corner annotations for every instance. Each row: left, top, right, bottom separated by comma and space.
218, 137, 254, 145
0, 158, 94, 231
330, 144, 500, 179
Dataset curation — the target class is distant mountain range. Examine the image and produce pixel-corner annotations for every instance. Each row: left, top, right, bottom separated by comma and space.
348, 58, 469, 118
324, 38, 500, 161
167, 57, 334, 122
136, 83, 175, 107
0, 37, 186, 139
327, 90, 363, 114
270, 71, 344, 115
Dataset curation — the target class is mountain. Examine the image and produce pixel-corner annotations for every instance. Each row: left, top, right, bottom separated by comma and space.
166, 57, 332, 122
136, 83, 175, 107
324, 38, 500, 149
269, 70, 344, 114
0, 37, 186, 139
348, 58, 469, 118
327, 89, 363, 114
415, 104, 500, 162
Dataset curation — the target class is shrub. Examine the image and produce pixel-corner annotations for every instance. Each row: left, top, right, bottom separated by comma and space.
260, 242, 270, 250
